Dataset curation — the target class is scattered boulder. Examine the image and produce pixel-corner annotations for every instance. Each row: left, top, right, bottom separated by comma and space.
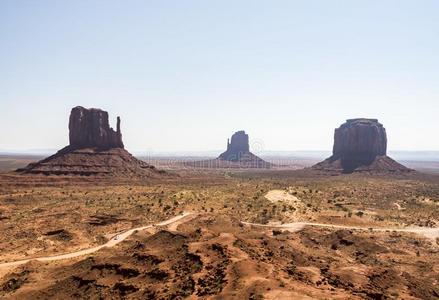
1, 271, 29, 294
87, 214, 122, 226
43, 229, 73, 241
312, 119, 411, 173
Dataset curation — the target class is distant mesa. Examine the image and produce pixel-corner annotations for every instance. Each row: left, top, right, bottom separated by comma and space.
312, 118, 412, 173
17, 106, 163, 177
185, 130, 271, 168
219, 130, 250, 161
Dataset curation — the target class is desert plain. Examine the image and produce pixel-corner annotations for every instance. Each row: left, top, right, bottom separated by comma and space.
0, 159, 438, 299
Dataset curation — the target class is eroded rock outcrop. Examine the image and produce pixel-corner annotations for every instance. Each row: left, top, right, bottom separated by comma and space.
312, 119, 411, 173
18, 106, 163, 177
219, 131, 250, 161
69, 106, 124, 149
185, 130, 271, 168
333, 119, 387, 165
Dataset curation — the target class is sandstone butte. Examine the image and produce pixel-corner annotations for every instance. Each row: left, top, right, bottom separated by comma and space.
312, 118, 411, 173
17, 106, 164, 177
185, 130, 271, 169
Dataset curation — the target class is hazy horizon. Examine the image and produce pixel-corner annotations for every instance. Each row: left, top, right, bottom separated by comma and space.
2, 148, 439, 162
1, 1, 438, 152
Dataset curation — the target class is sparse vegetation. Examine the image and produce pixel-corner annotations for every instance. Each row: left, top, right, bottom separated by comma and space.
0, 169, 438, 299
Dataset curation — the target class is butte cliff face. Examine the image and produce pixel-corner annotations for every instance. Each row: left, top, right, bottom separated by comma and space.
333, 119, 387, 167
69, 106, 124, 149
313, 119, 411, 173
219, 131, 250, 161
18, 107, 163, 177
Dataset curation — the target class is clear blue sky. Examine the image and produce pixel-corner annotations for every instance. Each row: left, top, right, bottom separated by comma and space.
1, 0, 438, 152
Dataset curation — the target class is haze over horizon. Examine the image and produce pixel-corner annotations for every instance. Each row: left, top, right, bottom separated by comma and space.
1, 1, 438, 152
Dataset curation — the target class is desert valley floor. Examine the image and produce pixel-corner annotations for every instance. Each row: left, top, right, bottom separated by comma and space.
0, 166, 438, 299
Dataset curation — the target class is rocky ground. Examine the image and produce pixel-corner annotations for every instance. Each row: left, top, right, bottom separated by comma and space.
0, 169, 438, 299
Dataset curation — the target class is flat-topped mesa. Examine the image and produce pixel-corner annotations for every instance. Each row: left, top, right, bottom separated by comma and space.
312, 118, 411, 173
219, 130, 250, 161
69, 106, 124, 149
17, 106, 165, 177
333, 118, 387, 164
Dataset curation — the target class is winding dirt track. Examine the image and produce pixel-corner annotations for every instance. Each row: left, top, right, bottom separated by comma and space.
0, 212, 193, 269
241, 221, 439, 240
261, 190, 439, 240
1, 209, 438, 272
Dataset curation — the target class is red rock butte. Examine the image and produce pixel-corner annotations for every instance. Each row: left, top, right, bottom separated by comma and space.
312, 118, 412, 173
17, 106, 164, 177
218, 130, 250, 161
185, 130, 271, 169
69, 106, 124, 150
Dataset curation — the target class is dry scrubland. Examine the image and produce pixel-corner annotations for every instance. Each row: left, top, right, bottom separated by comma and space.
0, 156, 45, 172
0, 170, 438, 299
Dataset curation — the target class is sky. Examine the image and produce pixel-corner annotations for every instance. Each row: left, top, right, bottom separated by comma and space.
1, 0, 438, 153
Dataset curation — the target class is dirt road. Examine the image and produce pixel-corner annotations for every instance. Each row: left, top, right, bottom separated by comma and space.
1, 209, 437, 273
0, 212, 193, 269
260, 189, 439, 240
241, 220, 439, 240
